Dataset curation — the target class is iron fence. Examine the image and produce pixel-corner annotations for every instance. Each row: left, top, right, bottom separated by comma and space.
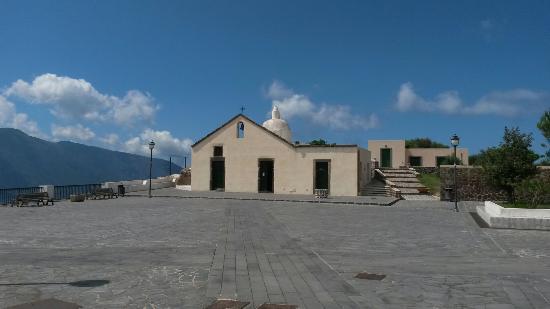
0, 187, 42, 205
54, 184, 102, 200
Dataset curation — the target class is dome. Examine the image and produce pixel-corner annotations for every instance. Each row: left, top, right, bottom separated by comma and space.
262, 106, 292, 143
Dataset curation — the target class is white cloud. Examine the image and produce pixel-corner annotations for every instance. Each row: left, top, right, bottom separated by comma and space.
313, 104, 379, 130
4, 73, 158, 126
267, 81, 379, 130
51, 124, 96, 141
111, 90, 156, 125
273, 94, 315, 119
266, 80, 295, 100
395, 82, 431, 112
99, 133, 119, 145
124, 129, 193, 158
395, 82, 549, 117
464, 89, 548, 117
0, 95, 44, 137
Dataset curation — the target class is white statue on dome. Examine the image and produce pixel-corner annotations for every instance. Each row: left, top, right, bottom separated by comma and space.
262, 106, 292, 143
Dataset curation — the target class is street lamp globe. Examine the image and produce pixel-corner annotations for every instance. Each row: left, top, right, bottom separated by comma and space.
148, 140, 156, 150
451, 134, 460, 147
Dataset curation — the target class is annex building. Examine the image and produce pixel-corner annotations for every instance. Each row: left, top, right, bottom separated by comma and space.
191, 107, 372, 196
368, 140, 469, 168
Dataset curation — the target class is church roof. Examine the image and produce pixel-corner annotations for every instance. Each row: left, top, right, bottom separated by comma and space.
191, 113, 358, 149
191, 113, 295, 148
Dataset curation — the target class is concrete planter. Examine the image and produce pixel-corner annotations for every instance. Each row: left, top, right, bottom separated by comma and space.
70, 194, 85, 202
477, 201, 550, 230
484, 201, 550, 218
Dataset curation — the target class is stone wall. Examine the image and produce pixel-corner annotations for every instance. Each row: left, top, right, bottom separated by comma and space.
439, 166, 550, 202
440, 166, 506, 201
177, 168, 191, 185
413, 167, 439, 175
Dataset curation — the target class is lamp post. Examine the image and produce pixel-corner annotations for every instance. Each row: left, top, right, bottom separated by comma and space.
148, 140, 155, 198
450, 134, 460, 212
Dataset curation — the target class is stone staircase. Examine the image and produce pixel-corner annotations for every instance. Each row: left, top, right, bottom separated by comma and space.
360, 179, 388, 196
376, 168, 430, 196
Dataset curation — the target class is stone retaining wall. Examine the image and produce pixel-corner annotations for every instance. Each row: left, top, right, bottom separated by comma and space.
440, 165, 550, 201
413, 167, 439, 175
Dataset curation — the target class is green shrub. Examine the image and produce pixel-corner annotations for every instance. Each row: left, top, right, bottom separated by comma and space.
514, 178, 550, 209
436, 156, 463, 166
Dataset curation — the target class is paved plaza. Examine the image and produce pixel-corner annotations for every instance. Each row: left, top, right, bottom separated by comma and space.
0, 189, 549, 308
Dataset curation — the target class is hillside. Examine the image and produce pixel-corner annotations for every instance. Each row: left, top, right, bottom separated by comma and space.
0, 128, 182, 188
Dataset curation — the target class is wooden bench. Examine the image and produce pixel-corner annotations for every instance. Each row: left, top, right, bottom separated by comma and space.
87, 188, 118, 199
12, 192, 54, 207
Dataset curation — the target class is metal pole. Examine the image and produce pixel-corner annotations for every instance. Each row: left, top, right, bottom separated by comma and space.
169, 156, 172, 175
454, 145, 458, 212
149, 148, 153, 198
184, 156, 187, 169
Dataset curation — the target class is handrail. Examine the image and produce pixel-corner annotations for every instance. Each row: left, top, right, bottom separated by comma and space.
0, 187, 42, 205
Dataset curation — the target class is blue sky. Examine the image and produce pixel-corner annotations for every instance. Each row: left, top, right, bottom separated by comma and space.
0, 0, 549, 164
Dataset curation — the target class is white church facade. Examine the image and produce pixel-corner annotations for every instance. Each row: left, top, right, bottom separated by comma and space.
191, 107, 373, 196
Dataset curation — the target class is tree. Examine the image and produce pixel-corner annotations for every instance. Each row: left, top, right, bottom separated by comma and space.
437, 156, 462, 166
309, 139, 328, 145
405, 138, 448, 148
469, 153, 482, 166
537, 110, 550, 162
478, 127, 539, 202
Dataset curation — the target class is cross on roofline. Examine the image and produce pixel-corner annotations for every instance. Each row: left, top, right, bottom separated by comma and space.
240, 106, 245, 113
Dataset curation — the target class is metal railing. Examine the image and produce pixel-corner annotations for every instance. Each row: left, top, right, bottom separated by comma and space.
54, 184, 102, 200
0, 187, 42, 205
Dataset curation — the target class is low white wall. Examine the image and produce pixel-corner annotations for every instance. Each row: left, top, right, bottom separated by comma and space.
104, 175, 177, 193
485, 201, 550, 219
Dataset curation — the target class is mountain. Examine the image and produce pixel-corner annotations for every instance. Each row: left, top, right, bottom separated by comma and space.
0, 128, 183, 188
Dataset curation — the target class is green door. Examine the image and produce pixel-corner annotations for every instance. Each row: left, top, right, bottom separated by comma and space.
381, 148, 392, 168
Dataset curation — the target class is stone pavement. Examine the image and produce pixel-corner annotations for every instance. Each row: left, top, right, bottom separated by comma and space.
0, 191, 549, 308
401, 194, 439, 200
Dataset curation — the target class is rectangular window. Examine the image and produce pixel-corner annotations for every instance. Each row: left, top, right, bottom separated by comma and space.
409, 156, 422, 166
213, 146, 223, 157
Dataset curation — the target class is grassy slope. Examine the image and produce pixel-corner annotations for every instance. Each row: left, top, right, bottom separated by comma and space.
418, 174, 441, 196
501, 202, 550, 209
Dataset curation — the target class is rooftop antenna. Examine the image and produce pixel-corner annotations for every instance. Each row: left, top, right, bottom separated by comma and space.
240, 106, 245, 114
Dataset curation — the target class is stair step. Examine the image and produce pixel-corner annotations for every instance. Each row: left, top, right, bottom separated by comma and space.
385, 174, 417, 177
396, 188, 431, 194
393, 183, 426, 189
386, 178, 420, 182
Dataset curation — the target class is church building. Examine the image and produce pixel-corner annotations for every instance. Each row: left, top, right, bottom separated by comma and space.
191, 107, 373, 196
